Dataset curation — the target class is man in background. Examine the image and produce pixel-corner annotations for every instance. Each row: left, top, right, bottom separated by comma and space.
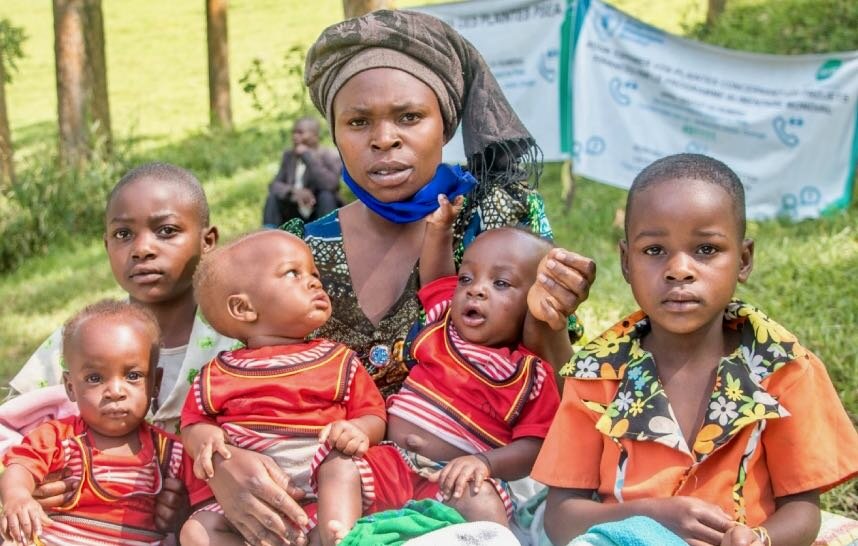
263, 117, 342, 227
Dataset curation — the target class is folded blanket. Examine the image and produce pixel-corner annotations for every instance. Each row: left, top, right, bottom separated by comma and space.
570, 516, 686, 546
404, 522, 521, 546
339, 500, 465, 546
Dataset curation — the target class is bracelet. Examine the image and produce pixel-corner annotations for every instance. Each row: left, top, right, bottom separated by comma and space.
474, 452, 494, 476
751, 526, 772, 546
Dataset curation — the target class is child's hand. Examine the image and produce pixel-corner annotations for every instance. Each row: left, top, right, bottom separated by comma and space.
720, 525, 763, 546
192, 431, 232, 481
428, 454, 491, 500
319, 420, 370, 457
1, 492, 50, 545
648, 496, 735, 546
425, 194, 464, 232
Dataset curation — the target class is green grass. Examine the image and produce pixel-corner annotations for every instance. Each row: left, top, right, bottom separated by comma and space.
0, 0, 855, 517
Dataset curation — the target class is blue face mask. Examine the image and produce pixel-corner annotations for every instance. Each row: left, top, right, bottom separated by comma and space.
342, 163, 477, 224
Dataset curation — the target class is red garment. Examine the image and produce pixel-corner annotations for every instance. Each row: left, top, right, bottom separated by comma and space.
3, 416, 208, 545
361, 443, 514, 518
181, 339, 387, 433
388, 276, 560, 450
181, 340, 393, 530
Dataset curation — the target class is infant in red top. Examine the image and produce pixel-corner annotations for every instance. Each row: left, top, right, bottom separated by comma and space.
0, 300, 209, 546
179, 230, 389, 546
382, 195, 586, 525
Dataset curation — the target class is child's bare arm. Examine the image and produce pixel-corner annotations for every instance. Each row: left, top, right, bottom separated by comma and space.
431, 437, 542, 500
319, 415, 385, 457
720, 490, 820, 546
523, 313, 573, 373
545, 487, 735, 546
0, 464, 51, 544
419, 195, 464, 287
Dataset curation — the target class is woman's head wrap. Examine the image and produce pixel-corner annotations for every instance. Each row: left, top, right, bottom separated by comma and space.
304, 9, 541, 187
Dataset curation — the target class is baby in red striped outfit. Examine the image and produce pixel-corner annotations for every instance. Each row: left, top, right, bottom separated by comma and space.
0, 300, 208, 546
379, 195, 576, 526
178, 230, 404, 546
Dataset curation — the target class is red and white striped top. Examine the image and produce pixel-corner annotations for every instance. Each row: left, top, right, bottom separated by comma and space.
388, 276, 559, 454
3, 416, 208, 545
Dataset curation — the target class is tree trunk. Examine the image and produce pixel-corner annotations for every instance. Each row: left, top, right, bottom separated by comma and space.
706, 0, 727, 26
342, 0, 392, 19
0, 47, 14, 186
206, 0, 232, 130
82, 0, 111, 152
53, 0, 111, 169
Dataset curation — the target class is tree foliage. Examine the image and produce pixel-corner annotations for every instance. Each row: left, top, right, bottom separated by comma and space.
0, 18, 26, 83
688, 0, 858, 54
239, 45, 313, 123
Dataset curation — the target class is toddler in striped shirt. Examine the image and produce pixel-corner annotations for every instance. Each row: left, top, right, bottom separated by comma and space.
0, 300, 208, 546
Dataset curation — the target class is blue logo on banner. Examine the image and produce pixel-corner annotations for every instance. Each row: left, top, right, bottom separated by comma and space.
539, 49, 559, 83
686, 141, 708, 154
772, 116, 803, 148
800, 186, 821, 205
609, 78, 637, 106
585, 136, 606, 155
780, 186, 822, 216
594, 8, 621, 40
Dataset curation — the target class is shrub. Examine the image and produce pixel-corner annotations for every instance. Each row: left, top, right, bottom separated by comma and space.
0, 140, 130, 272
687, 0, 858, 54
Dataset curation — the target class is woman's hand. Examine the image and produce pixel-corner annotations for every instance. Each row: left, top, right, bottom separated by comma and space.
207, 447, 309, 546
30, 470, 76, 509
528, 248, 596, 330
154, 477, 190, 534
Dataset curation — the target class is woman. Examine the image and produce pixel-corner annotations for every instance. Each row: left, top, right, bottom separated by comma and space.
183, 10, 596, 545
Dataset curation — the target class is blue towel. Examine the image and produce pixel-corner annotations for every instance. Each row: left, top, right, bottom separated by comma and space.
569, 516, 686, 546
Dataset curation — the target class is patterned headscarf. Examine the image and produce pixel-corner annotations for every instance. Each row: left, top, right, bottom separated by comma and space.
304, 9, 540, 186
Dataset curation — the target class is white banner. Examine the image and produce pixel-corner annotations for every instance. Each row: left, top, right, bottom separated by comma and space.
415, 0, 570, 162
572, 0, 858, 219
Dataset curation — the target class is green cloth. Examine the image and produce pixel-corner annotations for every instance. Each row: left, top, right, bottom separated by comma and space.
339, 500, 466, 546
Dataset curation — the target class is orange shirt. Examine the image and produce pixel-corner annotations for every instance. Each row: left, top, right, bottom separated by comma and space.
532, 301, 858, 526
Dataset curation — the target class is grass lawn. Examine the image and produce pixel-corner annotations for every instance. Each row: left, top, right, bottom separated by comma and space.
1, 0, 855, 515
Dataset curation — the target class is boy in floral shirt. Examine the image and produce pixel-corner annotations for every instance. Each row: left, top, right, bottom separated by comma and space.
533, 154, 858, 546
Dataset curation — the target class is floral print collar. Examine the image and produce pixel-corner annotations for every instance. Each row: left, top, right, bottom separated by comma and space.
561, 301, 803, 461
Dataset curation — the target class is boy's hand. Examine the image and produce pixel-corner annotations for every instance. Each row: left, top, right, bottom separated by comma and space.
192, 430, 232, 481
720, 525, 763, 546
426, 194, 464, 232
1, 492, 50, 545
648, 496, 735, 546
428, 454, 491, 500
319, 420, 370, 457
528, 248, 596, 330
